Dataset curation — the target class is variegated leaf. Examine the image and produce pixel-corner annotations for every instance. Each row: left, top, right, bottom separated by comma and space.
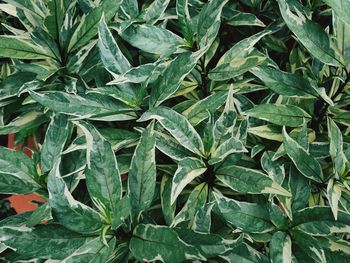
138, 107, 204, 156
216, 165, 291, 196
171, 157, 207, 204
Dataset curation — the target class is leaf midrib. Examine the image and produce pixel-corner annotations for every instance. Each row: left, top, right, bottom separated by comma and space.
0, 45, 54, 59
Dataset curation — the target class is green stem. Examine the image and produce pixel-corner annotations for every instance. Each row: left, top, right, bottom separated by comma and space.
199, 56, 208, 97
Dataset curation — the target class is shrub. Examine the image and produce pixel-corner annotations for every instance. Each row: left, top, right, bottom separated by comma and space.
0, 0, 350, 262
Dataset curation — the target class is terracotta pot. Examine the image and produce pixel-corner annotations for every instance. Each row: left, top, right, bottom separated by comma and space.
7, 134, 45, 214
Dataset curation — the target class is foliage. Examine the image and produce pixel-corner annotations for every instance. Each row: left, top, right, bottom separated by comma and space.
0, 0, 350, 262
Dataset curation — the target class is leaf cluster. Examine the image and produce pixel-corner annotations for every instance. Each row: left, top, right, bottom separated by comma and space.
0, 0, 350, 262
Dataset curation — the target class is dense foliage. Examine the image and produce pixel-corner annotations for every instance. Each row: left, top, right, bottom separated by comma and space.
0, 0, 350, 262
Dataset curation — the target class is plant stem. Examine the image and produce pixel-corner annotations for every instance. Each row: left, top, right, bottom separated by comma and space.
199, 56, 208, 97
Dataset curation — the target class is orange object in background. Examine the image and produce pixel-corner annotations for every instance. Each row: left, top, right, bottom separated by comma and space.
7, 134, 45, 214
8, 194, 45, 214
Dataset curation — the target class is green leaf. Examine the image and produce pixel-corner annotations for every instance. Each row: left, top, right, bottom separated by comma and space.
197, 0, 228, 48
262, 34, 289, 53
68, 0, 122, 52
221, 242, 269, 263
246, 104, 311, 127
175, 228, 239, 258
121, 24, 184, 57
278, 0, 341, 66
128, 125, 156, 219
282, 127, 324, 183
44, 0, 70, 40
214, 193, 275, 233
88, 84, 143, 108
108, 62, 159, 85
269, 203, 288, 229
333, 13, 350, 68
333, 111, 350, 126
27, 202, 51, 227
13, 4, 43, 29
290, 230, 327, 262
0, 111, 48, 136
248, 125, 284, 142
0, 146, 41, 194
155, 131, 193, 161
138, 107, 205, 156
261, 151, 285, 185
1, 224, 108, 261
48, 159, 105, 234
0, 36, 54, 59
139, 0, 170, 24
212, 87, 237, 146
176, 0, 192, 42
31, 27, 61, 61
236, 117, 248, 144
171, 157, 207, 204
324, 0, 350, 26
327, 117, 349, 176
130, 224, 202, 263
292, 206, 350, 235
99, 127, 138, 151
202, 118, 215, 155
41, 114, 70, 173
289, 166, 311, 213
272, 123, 313, 160
209, 30, 271, 81
149, 51, 203, 107
213, 30, 272, 65
226, 10, 266, 27
161, 175, 176, 225
316, 235, 350, 260
111, 196, 130, 230
113, 242, 130, 262
0, 72, 36, 101
116, 154, 132, 175
209, 137, 247, 165
216, 165, 291, 196
251, 144, 265, 158
98, 16, 131, 74
120, 0, 139, 18
327, 178, 342, 220
182, 91, 227, 126
192, 202, 215, 233
0, 242, 8, 254
0, 212, 31, 229
173, 183, 208, 226
74, 120, 122, 216
209, 54, 266, 81
29, 91, 135, 119
269, 231, 292, 263
58, 237, 116, 263
3, 0, 47, 18
250, 66, 332, 103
